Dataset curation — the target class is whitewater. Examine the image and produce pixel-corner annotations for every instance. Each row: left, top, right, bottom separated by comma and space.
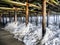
3, 16, 60, 45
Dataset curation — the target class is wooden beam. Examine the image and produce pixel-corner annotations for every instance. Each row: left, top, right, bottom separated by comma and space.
1, 0, 41, 9
47, 2, 56, 7
42, 0, 46, 36
0, 7, 24, 10
28, 3, 41, 9
47, 2, 59, 12
0, 7, 41, 13
50, 0, 58, 5
2, 0, 26, 6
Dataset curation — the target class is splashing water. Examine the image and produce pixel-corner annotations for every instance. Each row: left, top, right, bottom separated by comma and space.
4, 22, 60, 45
4, 22, 42, 45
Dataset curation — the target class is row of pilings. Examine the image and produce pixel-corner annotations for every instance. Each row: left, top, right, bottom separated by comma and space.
0, 0, 60, 37
0, 12, 60, 27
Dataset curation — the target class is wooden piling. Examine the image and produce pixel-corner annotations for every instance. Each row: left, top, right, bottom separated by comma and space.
35, 13, 38, 26
15, 11, 17, 23
9, 11, 11, 22
26, 0, 29, 26
23, 16, 25, 23
30, 14, 32, 23
2, 14, 4, 25
56, 13, 58, 25
20, 16, 22, 23
5, 14, 7, 24
14, 7, 17, 24
54, 14, 55, 23
47, 10, 49, 27
0, 13, 2, 23
42, 0, 46, 36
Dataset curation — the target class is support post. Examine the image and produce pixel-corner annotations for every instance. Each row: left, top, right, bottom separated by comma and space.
30, 14, 32, 23
59, 14, 60, 28
3, 14, 4, 25
35, 13, 38, 26
42, 0, 46, 36
14, 8, 17, 24
20, 16, 22, 23
40, 15, 42, 24
23, 16, 25, 23
15, 11, 17, 23
54, 14, 55, 24
56, 13, 57, 25
5, 14, 7, 24
47, 11, 49, 27
9, 11, 11, 22
0, 13, 2, 23
26, 0, 29, 26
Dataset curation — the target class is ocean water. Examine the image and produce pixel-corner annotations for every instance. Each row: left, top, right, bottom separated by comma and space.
3, 15, 60, 45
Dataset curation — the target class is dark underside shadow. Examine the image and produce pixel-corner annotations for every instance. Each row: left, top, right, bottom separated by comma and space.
0, 23, 25, 45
